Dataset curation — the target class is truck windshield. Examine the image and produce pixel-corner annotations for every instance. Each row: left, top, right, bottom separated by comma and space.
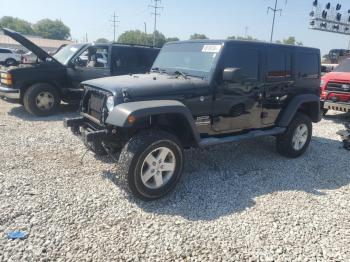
334, 59, 350, 72
53, 44, 85, 65
152, 42, 223, 78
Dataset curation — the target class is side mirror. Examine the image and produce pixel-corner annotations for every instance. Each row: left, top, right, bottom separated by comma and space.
223, 68, 246, 83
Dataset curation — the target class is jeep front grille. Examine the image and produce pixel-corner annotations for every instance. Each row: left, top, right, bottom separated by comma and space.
81, 87, 110, 124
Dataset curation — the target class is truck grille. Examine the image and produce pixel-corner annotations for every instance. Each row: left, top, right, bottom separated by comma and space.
89, 93, 105, 120
326, 82, 350, 93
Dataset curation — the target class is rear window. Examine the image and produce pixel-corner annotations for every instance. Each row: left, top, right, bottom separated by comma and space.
297, 52, 319, 79
267, 48, 292, 80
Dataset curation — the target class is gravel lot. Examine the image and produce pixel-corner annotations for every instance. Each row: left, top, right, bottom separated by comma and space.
0, 99, 350, 261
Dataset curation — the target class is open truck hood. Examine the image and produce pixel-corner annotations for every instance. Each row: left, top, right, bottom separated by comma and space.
2, 28, 59, 64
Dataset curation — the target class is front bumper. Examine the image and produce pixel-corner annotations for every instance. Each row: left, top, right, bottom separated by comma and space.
63, 117, 108, 144
0, 85, 20, 100
324, 101, 350, 113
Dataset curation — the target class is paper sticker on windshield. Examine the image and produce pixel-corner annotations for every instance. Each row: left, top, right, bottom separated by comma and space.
202, 45, 222, 53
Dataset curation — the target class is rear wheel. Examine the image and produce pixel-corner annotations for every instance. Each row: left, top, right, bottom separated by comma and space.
23, 83, 61, 116
118, 130, 184, 201
276, 112, 312, 158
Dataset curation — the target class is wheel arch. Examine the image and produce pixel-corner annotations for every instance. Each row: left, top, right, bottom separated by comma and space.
277, 94, 321, 127
105, 100, 201, 147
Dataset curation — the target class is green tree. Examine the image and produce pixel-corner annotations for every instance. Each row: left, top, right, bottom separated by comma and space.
190, 33, 209, 40
118, 30, 169, 48
227, 35, 257, 41
166, 37, 180, 42
95, 38, 110, 43
0, 16, 34, 35
282, 36, 303, 46
33, 19, 70, 40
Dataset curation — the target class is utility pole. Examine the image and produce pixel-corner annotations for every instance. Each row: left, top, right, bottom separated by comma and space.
149, 0, 163, 46
110, 12, 120, 42
144, 22, 147, 34
268, 0, 285, 42
244, 26, 249, 38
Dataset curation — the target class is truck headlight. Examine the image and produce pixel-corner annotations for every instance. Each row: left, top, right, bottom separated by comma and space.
106, 96, 115, 112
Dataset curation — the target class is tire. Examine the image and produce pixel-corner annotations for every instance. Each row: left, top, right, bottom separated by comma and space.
276, 112, 312, 158
118, 130, 184, 201
23, 83, 61, 116
5, 58, 17, 67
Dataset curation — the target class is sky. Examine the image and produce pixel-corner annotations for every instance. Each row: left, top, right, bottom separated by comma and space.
2, 0, 350, 55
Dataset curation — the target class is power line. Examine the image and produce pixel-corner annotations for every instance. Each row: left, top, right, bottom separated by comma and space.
267, 0, 287, 42
110, 12, 120, 42
149, 0, 163, 46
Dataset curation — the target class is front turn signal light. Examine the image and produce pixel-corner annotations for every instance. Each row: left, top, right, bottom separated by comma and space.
1, 78, 13, 85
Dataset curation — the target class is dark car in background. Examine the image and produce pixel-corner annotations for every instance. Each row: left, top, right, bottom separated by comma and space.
0, 28, 160, 116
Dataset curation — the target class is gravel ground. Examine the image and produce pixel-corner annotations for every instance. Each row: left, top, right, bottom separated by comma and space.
0, 99, 350, 262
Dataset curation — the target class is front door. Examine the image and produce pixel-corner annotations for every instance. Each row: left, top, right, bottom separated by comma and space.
212, 45, 264, 133
67, 45, 111, 88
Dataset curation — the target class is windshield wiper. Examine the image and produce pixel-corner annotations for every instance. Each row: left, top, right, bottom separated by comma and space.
174, 70, 188, 79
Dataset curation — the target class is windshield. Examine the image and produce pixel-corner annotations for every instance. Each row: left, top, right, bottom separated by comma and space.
152, 42, 223, 78
53, 44, 85, 65
334, 59, 350, 72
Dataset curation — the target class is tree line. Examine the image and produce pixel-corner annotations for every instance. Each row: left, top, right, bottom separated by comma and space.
0, 16, 303, 46
0, 16, 70, 40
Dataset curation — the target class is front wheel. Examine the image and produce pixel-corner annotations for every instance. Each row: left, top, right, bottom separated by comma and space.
276, 112, 312, 158
118, 130, 184, 201
5, 58, 17, 67
23, 83, 61, 116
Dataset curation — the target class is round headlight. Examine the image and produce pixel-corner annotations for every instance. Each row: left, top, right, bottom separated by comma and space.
106, 96, 115, 112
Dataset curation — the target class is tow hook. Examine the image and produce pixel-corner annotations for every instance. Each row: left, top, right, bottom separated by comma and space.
337, 123, 350, 150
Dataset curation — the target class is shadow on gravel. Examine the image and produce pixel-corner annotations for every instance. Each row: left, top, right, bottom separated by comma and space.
103, 135, 350, 221
323, 111, 350, 125
8, 104, 79, 122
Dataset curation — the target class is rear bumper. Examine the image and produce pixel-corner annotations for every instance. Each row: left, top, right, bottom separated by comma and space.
0, 85, 20, 100
324, 101, 350, 113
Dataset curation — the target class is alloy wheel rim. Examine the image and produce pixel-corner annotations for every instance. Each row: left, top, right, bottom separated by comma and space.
36, 91, 55, 110
141, 147, 176, 190
292, 124, 308, 151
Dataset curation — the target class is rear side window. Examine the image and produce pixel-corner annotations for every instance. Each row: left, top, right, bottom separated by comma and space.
297, 52, 319, 79
223, 46, 260, 80
112, 47, 143, 68
267, 49, 292, 80
0, 49, 12, 54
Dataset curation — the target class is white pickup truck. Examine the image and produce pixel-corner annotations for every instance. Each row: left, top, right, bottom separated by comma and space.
0, 48, 21, 66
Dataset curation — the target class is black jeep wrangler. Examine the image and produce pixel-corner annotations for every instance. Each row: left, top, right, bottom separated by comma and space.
0, 28, 160, 116
64, 40, 321, 200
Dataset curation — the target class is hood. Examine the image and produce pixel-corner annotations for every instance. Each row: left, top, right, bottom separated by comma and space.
322, 71, 350, 82
83, 73, 209, 98
3, 28, 57, 63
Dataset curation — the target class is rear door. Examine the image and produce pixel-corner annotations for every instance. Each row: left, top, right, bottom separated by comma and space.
111, 46, 150, 75
262, 47, 294, 126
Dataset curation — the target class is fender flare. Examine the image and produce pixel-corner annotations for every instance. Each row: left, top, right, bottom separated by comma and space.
105, 100, 201, 145
277, 94, 321, 127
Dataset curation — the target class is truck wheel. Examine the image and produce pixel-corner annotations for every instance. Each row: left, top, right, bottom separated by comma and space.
23, 84, 61, 116
5, 58, 17, 67
119, 130, 184, 201
276, 112, 312, 158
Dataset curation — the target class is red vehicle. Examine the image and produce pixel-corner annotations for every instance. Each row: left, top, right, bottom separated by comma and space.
321, 59, 350, 115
